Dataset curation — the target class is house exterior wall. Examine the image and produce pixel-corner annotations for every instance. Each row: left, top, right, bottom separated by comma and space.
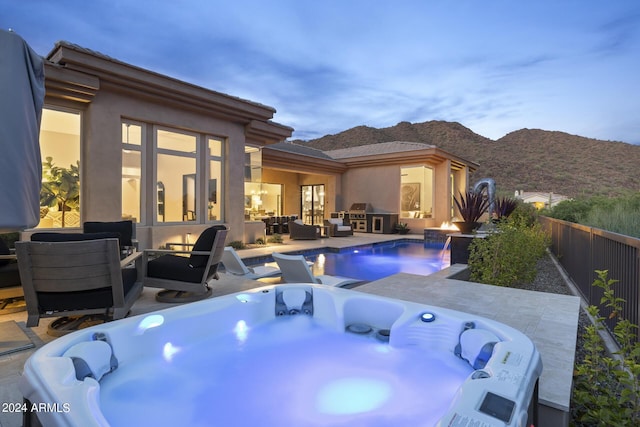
39, 42, 292, 249
341, 165, 400, 213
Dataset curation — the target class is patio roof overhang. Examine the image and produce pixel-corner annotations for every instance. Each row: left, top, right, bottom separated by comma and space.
262, 148, 347, 175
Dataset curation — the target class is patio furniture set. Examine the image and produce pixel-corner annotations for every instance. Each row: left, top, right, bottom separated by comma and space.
6, 219, 358, 336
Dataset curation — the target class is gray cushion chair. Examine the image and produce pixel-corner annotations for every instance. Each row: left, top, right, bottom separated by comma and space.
324, 218, 354, 237
142, 225, 228, 303
288, 220, 320, 240
15, 233, 143, 336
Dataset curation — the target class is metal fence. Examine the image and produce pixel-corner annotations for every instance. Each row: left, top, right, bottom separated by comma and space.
540, 216, 640, 340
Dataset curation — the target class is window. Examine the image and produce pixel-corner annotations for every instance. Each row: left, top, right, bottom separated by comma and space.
38, 108, 81, 228
243, 145, 282, 219
122, 122, 143, 223
400, 166, 433, 219
155, 129, 197, 223
245, 182, 282, 219
207, 137, 223, 221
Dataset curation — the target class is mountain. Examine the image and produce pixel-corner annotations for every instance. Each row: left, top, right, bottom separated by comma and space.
294, 121, 640, 198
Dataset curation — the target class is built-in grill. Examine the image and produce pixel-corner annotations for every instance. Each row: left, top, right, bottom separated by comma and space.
348, 203, 371, 232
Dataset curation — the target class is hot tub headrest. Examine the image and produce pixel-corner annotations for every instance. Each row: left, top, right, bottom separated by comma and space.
459, 328, 500, 370
62, 340, 118, 381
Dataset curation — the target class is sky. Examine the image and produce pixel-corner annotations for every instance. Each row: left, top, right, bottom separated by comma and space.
3, 0, 640, 144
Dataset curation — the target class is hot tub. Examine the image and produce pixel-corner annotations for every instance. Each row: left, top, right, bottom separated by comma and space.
21, 284, 542, 426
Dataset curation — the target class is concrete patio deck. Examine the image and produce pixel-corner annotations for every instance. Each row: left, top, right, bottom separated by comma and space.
0, 232, 579, 427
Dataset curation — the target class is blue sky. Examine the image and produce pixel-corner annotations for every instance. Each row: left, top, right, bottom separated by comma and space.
3, 0, 640, 143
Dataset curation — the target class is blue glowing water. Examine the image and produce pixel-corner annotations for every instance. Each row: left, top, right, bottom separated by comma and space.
309, 241, 449, 282
99, 315, 471, 426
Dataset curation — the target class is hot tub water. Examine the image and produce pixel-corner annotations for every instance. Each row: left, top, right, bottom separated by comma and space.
100, 315, 472, 426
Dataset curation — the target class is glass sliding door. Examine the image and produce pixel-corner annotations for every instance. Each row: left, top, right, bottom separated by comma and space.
301, 184, 325, 225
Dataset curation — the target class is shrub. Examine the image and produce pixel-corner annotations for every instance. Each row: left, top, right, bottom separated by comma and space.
468, 219, 549, 287
572, 270, 640, 426
228, 240, 245, 250
581, 195, 640, 239
267, 234, 283, 244
254, 237, 266, 245
508, 201, 538, 227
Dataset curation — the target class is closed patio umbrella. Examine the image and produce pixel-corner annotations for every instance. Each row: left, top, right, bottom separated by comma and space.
0, 30, 45, 231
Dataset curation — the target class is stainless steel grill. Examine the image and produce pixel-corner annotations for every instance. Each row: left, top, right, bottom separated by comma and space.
348, 203, 370, 232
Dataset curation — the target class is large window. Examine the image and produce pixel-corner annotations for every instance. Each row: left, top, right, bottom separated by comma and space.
38, 108, 81, 228
122, 122, 143, 223
244, 182, 282, 219
243, 145, 282, 219
156, 129, 197, 223
400, 166, 433, 219
121, 123, 225, 225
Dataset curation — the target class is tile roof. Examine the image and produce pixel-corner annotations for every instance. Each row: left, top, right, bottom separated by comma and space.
268, 141, 435, 160
324, 141, 435, 159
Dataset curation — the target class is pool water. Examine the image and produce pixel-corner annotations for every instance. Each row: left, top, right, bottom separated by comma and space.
308, 241, 449, 282
99, 315, 471, 426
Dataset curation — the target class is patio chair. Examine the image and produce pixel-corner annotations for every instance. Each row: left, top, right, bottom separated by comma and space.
272, 252, 361, 287
288, 219, 320, 240
220, 247, 281, 280
83, 220, 136, 252
15, 236, 143, 336
324, 218, 354, 237
0, 238, 23, 312
143, 225, 228, 303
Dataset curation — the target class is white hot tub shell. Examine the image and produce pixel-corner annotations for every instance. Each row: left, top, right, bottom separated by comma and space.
21, 284, 542, 426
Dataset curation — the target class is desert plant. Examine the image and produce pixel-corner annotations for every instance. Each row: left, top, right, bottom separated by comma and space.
453, 190, 488, 223
40, 157, 80, 228
267, 234, 283, 244
493, 197, 519, 220
572, 270, 640, 426
468, 219, 549, 287
228, 240, 246, 250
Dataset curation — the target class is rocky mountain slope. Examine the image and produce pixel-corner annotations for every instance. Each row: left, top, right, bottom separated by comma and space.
294, 121, 640, 198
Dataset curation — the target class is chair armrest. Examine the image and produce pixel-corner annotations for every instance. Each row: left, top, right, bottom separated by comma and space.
144, 249, 210, 256
0, 254, 17, 260
164, 242, 195, 250
120, 251, 143, 268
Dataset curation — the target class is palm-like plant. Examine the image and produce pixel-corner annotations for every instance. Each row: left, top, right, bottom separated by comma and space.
40, 157, 80, 228
453, 190, 489, 223
494, 197, 519, 220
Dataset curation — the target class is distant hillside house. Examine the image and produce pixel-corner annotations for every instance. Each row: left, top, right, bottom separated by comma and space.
515, 191, 570, 210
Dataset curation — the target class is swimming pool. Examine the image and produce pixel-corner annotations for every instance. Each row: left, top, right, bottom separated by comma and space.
21, 284, 542, 426
251, 241, 449, 282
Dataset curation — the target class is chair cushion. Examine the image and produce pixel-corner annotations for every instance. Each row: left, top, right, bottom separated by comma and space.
37, 268, 138, 312
328, 218, 343, 225
337, 225, 352, 232
0, 239, 9, 267
189, 226, 225, 268
148, 254, 204, 283
83, 221, 133, 247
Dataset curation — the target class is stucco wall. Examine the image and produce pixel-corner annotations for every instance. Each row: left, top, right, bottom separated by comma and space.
341, 165, 400, 213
